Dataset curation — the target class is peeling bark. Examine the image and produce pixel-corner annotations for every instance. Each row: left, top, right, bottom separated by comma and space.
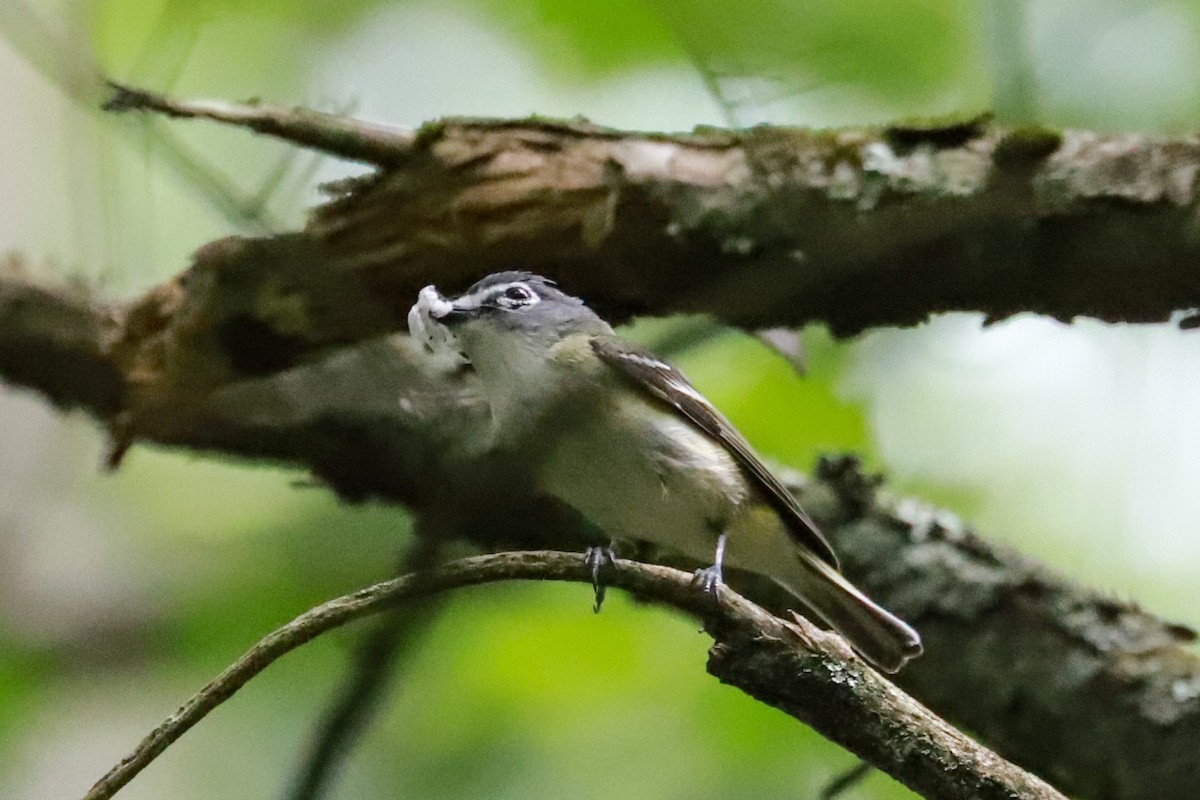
102, 90, 1200, 355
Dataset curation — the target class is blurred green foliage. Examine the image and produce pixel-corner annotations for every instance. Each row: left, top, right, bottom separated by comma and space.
89, 0, 987, 122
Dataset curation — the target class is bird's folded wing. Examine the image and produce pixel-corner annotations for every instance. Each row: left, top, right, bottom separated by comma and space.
590, 334, 840, 569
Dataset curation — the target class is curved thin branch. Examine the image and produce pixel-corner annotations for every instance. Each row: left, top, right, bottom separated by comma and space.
82, 551, 1064, 800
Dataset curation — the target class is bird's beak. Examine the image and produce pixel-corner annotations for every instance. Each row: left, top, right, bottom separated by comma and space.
432, 303, 471, 326
421, 287, 471, 326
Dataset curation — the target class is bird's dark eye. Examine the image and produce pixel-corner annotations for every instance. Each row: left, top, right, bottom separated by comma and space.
489, 282, 540, 310
505, 285, 533, 302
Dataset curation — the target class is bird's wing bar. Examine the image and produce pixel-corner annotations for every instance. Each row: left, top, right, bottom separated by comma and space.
591, 335, 839, 569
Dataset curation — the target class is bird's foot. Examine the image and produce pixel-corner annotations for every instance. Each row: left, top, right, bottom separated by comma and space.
584, 545, 617, 613
691, 532, 727, 600
691, 564, 724, 598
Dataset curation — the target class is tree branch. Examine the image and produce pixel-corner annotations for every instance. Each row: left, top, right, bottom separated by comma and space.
81, 551, 1064, 800
104, 86, 1200, 342
103, 83, 417, 168
807, 456, 1200, 800
0, 257, 123, 413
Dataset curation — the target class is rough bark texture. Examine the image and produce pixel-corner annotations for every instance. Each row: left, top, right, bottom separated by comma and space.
308, 118, 1200, 339
98, 89, 1200, 387
4, 91, 1200, 800
808, 457, 1200, 800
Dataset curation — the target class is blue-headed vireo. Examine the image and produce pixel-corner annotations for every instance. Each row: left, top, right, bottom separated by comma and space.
410, 271, 922, 672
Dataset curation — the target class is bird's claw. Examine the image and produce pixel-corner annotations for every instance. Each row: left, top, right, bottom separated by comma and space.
692, 564, 724, 598
584, 545, 616, 613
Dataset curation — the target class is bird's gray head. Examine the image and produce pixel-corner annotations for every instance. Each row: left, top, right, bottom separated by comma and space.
429, 271, 607, 348
422, 272, 611, 413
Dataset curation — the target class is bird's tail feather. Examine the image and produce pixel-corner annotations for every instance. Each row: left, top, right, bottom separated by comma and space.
776, 554, 922, 673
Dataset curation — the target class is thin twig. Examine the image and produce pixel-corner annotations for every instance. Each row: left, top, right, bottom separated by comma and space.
821, 760, 874, 799
103, 82, 416, 167
82, 551, 1065, 800
0, 3, 286, 233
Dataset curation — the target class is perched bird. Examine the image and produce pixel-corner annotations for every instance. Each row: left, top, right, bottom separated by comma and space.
412, 271, 922, 672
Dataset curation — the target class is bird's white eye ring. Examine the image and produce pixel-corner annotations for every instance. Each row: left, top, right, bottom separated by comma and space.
504, 285, 534, 303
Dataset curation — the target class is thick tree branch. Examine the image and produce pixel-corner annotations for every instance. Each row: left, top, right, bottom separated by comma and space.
0, 258, 123, 413
82, 551, 1064, 800
806, 456, 1200, 800
104, 86, 1200, 344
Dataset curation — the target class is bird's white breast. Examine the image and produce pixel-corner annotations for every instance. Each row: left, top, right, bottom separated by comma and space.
536, 392, 747, 562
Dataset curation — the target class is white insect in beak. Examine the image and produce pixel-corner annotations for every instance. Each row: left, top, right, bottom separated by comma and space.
408, 285, 467, 368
